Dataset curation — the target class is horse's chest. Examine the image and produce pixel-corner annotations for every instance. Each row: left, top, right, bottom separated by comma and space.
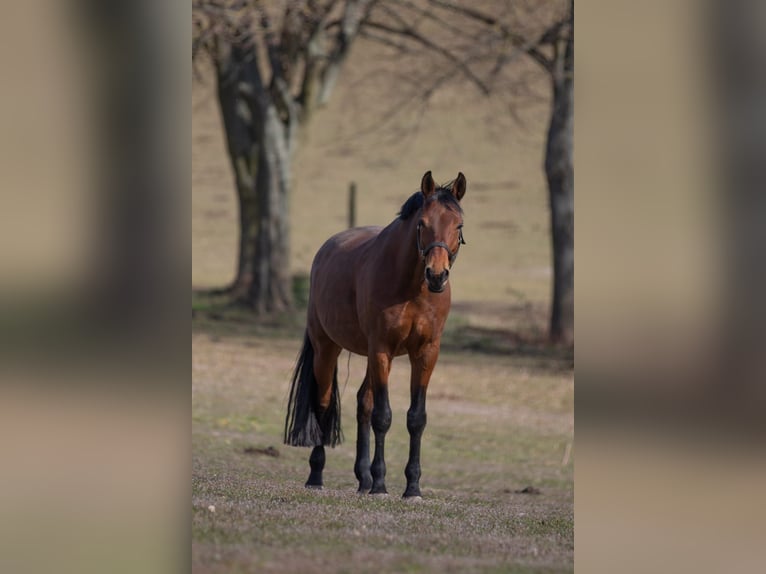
382, 303, 441, 355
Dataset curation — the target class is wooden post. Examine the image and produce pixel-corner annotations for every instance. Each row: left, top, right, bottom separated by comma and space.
348, 182, 357, 228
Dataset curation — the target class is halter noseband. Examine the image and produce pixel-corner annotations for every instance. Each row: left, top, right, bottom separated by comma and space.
417, 222, 466, 267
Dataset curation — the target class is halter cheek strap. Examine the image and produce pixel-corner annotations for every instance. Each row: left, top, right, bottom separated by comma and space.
417, 224, 465, 267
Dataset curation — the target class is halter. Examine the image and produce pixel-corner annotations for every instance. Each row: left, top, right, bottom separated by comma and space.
416, 222, 466, 267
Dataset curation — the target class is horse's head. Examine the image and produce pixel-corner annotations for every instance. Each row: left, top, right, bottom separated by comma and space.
417, 171, 467, 293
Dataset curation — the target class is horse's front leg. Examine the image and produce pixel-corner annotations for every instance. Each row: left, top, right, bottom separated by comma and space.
404, 343, 438, 498
354, 372, 373, 493
368, 351, 392, 494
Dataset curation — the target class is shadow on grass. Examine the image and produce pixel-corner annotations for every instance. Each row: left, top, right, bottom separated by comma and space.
192, 273, 311, 339
441, 301, 573, 372
440, 321, 573, 372
192, 289, 305, 341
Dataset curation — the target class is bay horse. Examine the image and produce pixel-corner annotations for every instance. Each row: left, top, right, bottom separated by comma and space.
284, 171, 467, 498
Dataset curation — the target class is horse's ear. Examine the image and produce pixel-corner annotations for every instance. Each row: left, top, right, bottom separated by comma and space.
452, 172, 466, 201
421, 170, 436, 198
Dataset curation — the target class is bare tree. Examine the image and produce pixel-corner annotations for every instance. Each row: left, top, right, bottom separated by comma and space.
359, 0, 574, 345
193, 0, 373, 311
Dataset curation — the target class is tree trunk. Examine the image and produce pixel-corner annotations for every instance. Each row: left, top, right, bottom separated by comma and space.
247, 94, 295, 313
544, 13, 574, 346
232, 159, 258, 298
214, 42, 260, 297
215, 38, 294, 313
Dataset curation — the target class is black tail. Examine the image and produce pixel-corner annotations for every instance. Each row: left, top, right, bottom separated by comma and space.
284, 332, 343, 447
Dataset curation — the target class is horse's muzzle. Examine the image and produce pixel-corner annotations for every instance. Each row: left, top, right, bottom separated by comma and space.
425, 267, 449, 293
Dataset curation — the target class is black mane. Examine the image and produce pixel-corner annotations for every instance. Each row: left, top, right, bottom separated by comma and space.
398, 183, 463, 220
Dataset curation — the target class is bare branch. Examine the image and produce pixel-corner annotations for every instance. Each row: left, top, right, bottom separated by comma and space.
260, 14, 283, 82
357, 28, 412, 54
280, 0, 341, 89
258, 14, 300, 131
427, 0, 497, 27
363, 19, 490, 95
426, 0, 555, 73
192, 0, 260, 65
388, 0, 466, 37
316, 0, 378, 105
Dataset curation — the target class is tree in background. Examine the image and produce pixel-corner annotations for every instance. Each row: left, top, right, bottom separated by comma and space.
193, 0, 373, 312
360, 0, 573, 345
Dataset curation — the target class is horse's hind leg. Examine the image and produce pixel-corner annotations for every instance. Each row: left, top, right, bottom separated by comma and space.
306, 445, 325, 489
354, 371, 373, 493
305, 334, 341, 489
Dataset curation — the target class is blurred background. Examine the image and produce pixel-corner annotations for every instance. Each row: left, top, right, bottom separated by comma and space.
0, 0, 763, 572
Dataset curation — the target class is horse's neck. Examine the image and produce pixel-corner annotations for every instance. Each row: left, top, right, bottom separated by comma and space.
375, 218, 424, 295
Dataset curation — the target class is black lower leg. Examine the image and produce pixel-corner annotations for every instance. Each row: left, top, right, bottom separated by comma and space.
354, 381, 373, 493
369, 389, 391, 494
355, 426, 372, 492
403, 395, 427, 498
305, 445, 325, 488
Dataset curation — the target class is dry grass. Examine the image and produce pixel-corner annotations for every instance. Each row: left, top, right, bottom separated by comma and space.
192, 327, 573, 573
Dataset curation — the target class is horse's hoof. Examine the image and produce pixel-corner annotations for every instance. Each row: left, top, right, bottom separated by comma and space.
357, 480, 373, 494
403, 495, 423, 502
403, 486, 422, 498
305, 484, 323, 490
369, 491, 389, 497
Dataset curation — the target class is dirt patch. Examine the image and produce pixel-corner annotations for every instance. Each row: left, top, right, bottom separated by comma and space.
243, 445, 280, 457
514, 486, 543, 495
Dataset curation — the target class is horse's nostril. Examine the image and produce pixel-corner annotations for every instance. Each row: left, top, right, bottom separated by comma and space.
425, 267, 449, 285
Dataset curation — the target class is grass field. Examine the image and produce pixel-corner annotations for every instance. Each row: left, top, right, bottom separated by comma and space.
192, 315, 573, 573
192, 36, 573, 573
